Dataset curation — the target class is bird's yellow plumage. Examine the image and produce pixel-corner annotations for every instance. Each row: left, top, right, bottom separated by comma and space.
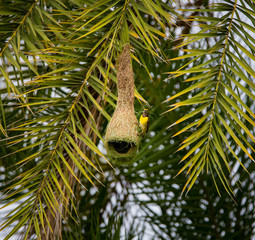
139, 115, 148, 125
139, 109, 149, 137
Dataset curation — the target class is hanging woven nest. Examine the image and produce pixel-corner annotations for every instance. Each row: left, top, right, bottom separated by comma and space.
105, 44, 139, 165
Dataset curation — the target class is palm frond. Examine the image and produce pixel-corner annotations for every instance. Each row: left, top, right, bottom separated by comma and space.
165, 0, 255, 194
0, 0, 175, 238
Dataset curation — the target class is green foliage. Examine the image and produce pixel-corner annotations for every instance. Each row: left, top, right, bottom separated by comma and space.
0, 0, 255, 239
165, 0, 255, 195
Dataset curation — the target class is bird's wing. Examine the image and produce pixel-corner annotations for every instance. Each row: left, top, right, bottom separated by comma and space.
146, 118, 150, 133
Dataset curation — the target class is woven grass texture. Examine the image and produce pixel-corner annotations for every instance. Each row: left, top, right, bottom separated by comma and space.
105, 44, 139, 164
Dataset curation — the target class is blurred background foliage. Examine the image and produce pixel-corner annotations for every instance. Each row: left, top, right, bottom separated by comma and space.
0, 0, 255, 239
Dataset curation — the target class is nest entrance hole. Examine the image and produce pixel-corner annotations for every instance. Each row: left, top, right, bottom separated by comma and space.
108, 141, 135, 154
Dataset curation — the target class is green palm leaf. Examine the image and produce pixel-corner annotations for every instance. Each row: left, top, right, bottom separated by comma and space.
165, 0, 255, 194
0, 0, 174, 238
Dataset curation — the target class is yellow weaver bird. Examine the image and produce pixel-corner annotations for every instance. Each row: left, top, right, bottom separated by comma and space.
138, 109, 149, 137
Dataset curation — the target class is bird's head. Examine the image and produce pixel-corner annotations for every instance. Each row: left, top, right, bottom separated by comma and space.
142, 109, 149, 117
